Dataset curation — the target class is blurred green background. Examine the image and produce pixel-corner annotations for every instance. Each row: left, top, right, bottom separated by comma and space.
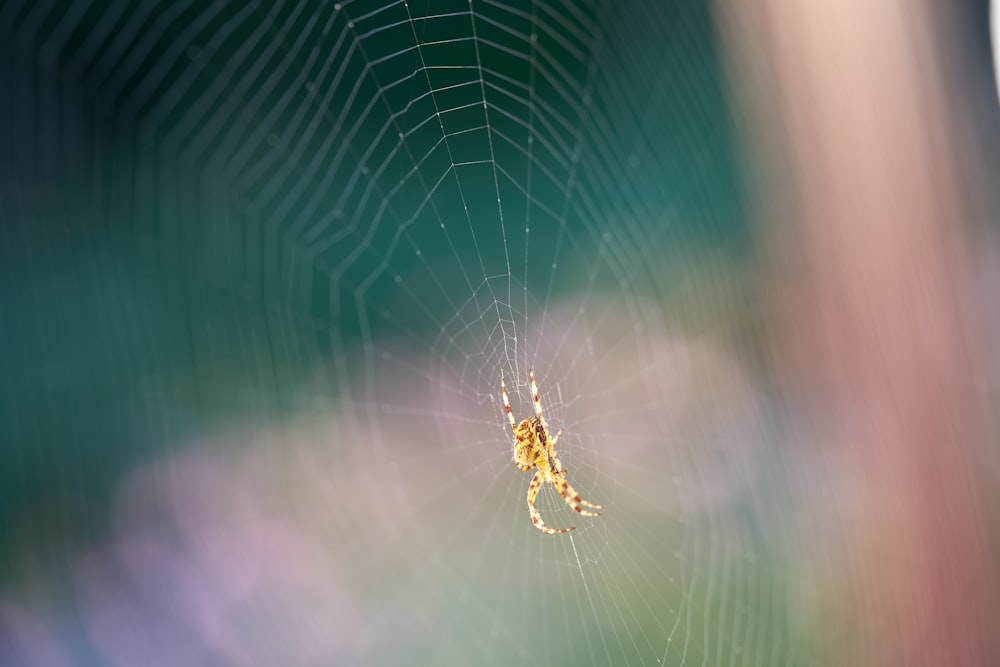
1, 0, 741, 561
3, 1, 996, 665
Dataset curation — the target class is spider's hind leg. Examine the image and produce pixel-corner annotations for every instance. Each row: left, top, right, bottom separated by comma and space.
529, 369, 555, 433
500, 377, 517, 433
529, 369, 543, 418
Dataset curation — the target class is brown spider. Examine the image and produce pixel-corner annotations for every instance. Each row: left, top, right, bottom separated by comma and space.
501, 369, 602, 534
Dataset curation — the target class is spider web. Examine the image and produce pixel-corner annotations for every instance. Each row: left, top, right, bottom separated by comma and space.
0, 1, 801, 664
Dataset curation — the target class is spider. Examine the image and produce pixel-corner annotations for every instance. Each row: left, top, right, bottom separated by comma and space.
501, 369, 602, 534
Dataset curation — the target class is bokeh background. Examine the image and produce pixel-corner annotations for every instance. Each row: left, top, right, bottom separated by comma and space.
1, 1, 999, 665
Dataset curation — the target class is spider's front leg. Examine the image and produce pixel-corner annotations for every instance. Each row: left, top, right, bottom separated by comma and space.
526, 471, 574, 534
552, 471, 602, 516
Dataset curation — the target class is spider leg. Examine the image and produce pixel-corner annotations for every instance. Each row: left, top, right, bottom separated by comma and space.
500, 377, 517, 433
529, 368, 545, 421
553, 472, 603, 515
530, 369, 558, 454
528, 368, 562, 441
527, 470, 574, 534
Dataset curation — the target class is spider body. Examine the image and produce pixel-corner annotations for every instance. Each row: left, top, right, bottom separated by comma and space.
501, 369, 602, 534
512, 417, 554, 470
